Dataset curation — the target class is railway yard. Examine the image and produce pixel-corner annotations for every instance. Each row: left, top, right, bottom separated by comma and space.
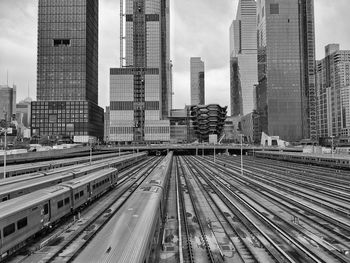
1, 150, 350, 263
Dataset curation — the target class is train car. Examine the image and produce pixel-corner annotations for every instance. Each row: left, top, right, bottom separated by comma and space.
61, 168, 118, 209
0, 151, 130, 179
0, 153, 147, 203
254, 151, 350, 169
0, 168, 118, 261
74, 152, 173, 263
0, 186, 70, 259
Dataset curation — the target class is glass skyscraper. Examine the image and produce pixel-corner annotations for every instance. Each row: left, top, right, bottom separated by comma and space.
32, 0, 103, 141
109, 0, 171, 143
229, 0, 258, 117
256, 0, 316, 142
190, 57, 205, 106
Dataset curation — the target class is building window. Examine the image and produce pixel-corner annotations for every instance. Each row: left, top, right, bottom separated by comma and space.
53, 39, 71, 46
270, 3, 279, 14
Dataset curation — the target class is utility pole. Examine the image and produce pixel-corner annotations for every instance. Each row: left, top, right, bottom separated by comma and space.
240, 134, 243, 176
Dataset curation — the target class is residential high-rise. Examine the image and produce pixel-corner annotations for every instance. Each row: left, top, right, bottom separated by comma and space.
256, 0, 316, 142
316, 44, 350, 139
0, 85, 16, 121
109, 0, 171, 143
229, 0, 257, 117
190, 57, 205, 105
31, 0, 104, 142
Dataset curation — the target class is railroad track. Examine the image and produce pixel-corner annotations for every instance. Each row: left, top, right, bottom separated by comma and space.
193, 156, 350, 262
210, 156, 350, 218
48, 157, 162, 262
183, 156, 295, 263
17, 157, 161, 263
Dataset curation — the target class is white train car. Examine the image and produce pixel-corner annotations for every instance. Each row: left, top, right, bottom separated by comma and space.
74, 152, 173, 263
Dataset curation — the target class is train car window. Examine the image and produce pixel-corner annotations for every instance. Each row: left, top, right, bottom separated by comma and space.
3, 223, 15, 237
57, 200, 64, 209
75, 193, 80, 200
64, 197, 70, 205
44, 204, 49, 215
2, 196, 8, 202
17, 217, 28, 230
80, 191, 84, 197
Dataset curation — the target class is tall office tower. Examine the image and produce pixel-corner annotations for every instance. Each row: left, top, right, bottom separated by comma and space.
229, 0, 257, 117
190, 57, 205, 105
110, 0, 171, 143
256, 0, 316, 142
0, 85, 16, 121
31, 0, 104, 142
316, 44, 350, 138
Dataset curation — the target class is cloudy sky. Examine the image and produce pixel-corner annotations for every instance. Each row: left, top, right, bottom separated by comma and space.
1, 0, 350, 114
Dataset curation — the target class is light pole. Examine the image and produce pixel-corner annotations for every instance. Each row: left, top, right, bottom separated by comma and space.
3, 127, 7, 179
330, 135, 334, 158
240, 134, 243, 176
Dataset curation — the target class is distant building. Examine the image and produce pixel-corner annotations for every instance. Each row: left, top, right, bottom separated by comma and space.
229, 0, 258, 117
341, 86, 350, 137
32, 0, 104, 142
16, 97, 32, 128
240, 111, 262, 144
190, 57, 205, 105
316, 44, 350, 139
109, 0, 171, 143
191, 104, 227, 142
256, 0, 316, 142
104, 106, 110, 143
0, 85, 16, 121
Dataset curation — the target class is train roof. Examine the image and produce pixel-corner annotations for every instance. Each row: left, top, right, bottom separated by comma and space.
0, 171, 74, 194
74, 188, 162, 262
60, 168, 117, 189
0, 186, 68, 218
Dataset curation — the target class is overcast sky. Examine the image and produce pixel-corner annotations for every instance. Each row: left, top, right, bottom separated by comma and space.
1, 0, 350, 114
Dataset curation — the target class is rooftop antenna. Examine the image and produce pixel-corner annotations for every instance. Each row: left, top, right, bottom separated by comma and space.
6, 70, 8, 86
28, 82, 30, 98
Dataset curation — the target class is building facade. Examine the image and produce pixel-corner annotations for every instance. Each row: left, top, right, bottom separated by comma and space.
229, 0, 257, 117
316, 44, 350, 139
16, 98, 32, 128
190, 57, 205, 105
256, 0, 316, 142
109, 0, 171, 143
0, 85, 16, 121
32, 0, 104, 142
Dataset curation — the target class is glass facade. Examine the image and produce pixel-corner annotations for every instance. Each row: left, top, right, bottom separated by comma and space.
190, 57, 205, 105
110, 0, 170, 143
256, 0, 316, 142
0, 85, 16, 121
34, 0, 103, 140
229, 0, 258, 116
31, 101, 103, 139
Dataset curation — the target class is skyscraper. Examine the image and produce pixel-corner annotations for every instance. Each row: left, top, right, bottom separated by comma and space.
256, 0, 316, 142
190, 57, 205, 105
0, 85, 16, 121
31, 0, 104, 142
229, 0, 257, 117
316, 44, 350, 138
109, 0, 171, 143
